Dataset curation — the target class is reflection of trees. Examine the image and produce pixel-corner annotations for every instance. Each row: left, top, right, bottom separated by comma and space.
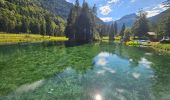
113, 43, 170, 98
114, 43, 146, 67
145, 54, 170, 98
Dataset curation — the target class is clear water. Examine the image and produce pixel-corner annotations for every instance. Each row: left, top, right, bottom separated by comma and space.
0, 42, 170, 100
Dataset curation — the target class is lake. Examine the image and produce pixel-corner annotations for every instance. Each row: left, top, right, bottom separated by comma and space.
0, 41, 170, 100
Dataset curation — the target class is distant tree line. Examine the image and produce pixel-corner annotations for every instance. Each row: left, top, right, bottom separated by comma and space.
0, 0, 65, 36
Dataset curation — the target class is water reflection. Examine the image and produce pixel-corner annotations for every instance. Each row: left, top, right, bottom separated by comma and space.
0, 42, 170, 99
15, 80, 44, 94
94, 94, 102, 100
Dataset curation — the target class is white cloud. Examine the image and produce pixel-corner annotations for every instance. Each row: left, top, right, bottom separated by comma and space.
99, 5, 112, 15
65, 0, 73, 3
145, 4, 169, 17
100, 17, 113, 22
107, 0, 120, 4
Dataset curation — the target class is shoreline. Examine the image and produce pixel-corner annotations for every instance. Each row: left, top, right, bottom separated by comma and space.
0, 33, 68, 45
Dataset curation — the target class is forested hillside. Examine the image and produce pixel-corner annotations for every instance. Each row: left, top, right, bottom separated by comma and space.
38, 0, 73, 19
0, 0, 66, 36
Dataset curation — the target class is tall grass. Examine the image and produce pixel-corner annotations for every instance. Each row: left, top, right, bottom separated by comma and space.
0, 33, 68, 44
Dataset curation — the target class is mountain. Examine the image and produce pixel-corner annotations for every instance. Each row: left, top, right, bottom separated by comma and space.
38, 0, 73, 19
106, 9, 169, 33
116, 13, 137, 29
149, 9, 170, 24
108, 13, 137, 32
0, 0, 66, 36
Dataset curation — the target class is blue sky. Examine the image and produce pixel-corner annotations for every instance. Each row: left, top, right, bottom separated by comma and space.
66, 0, 168, 22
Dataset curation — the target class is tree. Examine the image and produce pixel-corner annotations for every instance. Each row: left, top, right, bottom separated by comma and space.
76, 1, 91, 41
40, 19, 46, 36
114, 21, 118, 35
0, 0, 65, 36
65, 0, 98, 41
109, 23, 115, 41
120, 23, 126, 39
21, 17, 29, 33
131, 10, 149, 39
158, 10, 170, 38
75, 0, 79, 8
123, 28, 131, 42
65, 0, 80, 40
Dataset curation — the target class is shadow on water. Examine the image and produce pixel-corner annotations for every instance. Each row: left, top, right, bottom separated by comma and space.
0, 41, 170, 100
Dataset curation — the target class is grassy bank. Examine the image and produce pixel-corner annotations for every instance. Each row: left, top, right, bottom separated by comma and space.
102, 36, 170, 54
149, 42, 170, 55
126, 41, 170, 54
0, 33, 68, 45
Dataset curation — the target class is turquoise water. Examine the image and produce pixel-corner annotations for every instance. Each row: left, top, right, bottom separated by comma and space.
0, 42, 170, 100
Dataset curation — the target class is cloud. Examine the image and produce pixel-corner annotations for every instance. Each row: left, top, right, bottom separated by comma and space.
99, 5, 112, 15
100, 17, 113, 22
107, 0, 120, 4
145, 4, 169, 17
65, 0, 73, 3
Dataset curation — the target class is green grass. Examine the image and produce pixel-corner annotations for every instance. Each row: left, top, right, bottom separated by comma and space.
150, 42, 170, 54
126, 41, 170, 54
0, 33, 68, 44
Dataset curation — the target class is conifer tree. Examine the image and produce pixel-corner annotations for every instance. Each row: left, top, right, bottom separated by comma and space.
114, 21, 118, 35
131, 10, 149, 38
120, 23, 126, 39
109, 23, 115, 41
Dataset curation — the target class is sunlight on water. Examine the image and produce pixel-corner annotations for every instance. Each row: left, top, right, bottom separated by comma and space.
94, 52, 111, 66
15, 79, 44, 94
145, 52, 153, 56
132, 72, 141, 79
103, 67, 116, 74
139, 57, 152, 69
96, 58, 107, 66
94, 94, 102, 100
97, 70, 106, 75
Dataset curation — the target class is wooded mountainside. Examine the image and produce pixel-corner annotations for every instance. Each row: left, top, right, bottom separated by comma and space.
0, 0, 66, 36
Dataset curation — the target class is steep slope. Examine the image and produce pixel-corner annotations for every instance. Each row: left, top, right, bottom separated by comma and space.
38, 0, 73, 19
116, 13, 137, 28
108, 13, 137, 32
149, 9, 170, 23
0, 0, 65, 36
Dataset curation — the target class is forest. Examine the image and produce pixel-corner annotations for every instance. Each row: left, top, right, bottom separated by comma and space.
0, 0, 65, 36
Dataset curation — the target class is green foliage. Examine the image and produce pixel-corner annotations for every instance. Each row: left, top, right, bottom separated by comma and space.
120, 23, 126, 39
157, 9, 170, 38
123, 28, 131, 42
0, 0, 66, 36
65, 0, 98, 41
37, 0, 73, 19
132, 10, 149, 38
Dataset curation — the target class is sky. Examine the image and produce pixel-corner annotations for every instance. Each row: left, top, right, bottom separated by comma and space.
66, 0, 168, 22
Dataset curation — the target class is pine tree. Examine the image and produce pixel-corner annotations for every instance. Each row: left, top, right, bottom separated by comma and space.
65, 0, 98, 41
114, 21, 118, 35
123, 28, 131, 42
109, 23, 115, 41
132, 10, 149, 38
65, 0, 80, 40
40, 19, 46, 36
21, 17, 29, 33
120, 23, 126, 39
